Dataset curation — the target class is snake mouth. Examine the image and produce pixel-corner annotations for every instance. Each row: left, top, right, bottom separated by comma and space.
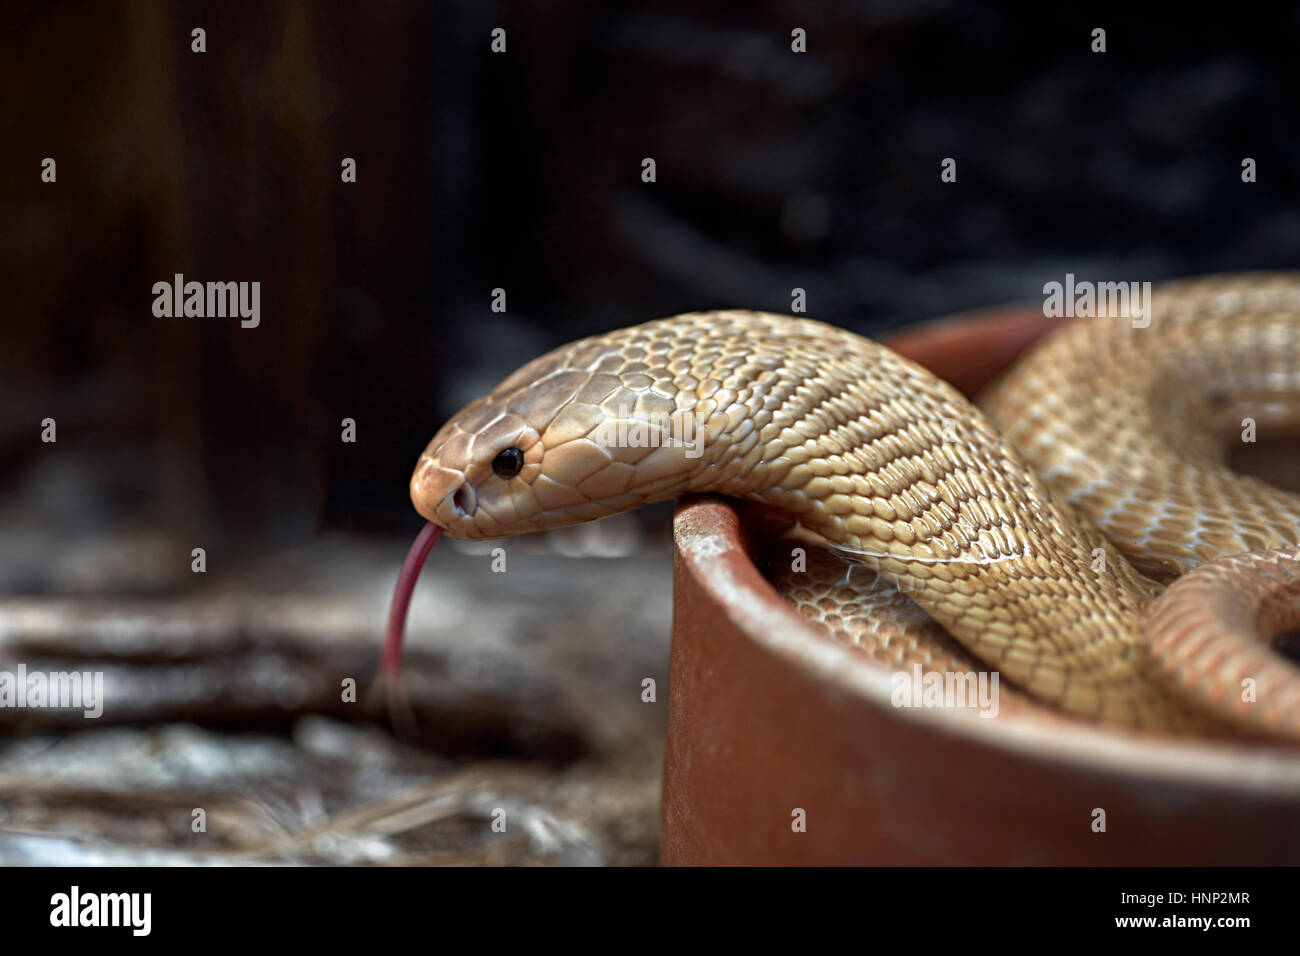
410, 460, 475, 526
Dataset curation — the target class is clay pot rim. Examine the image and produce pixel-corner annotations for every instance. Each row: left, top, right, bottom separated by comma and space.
675, 496, 1300, 796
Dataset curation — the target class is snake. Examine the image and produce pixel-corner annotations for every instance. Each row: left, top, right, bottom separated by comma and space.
386, 273, 1300, 741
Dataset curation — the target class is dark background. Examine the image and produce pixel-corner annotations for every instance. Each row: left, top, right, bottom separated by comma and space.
2, 0, 1297, 571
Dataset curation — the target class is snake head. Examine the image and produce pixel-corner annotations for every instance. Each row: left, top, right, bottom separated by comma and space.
410, 335, 714, 539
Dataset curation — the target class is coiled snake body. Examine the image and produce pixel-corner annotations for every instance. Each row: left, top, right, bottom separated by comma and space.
402, 274, 1300, 740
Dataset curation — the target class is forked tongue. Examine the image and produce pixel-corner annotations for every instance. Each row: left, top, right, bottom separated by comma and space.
378, 521, 443, 732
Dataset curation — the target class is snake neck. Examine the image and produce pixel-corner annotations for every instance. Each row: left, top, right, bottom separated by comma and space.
685, 324, 1193, 726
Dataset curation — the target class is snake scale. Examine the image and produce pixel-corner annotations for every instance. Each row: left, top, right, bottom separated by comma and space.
394, 273, 1300, 741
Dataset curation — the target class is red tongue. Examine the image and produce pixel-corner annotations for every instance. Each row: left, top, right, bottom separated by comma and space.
382, 521, 444, 680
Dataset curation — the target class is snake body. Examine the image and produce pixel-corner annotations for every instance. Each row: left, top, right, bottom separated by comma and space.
408, 273, 1300, 739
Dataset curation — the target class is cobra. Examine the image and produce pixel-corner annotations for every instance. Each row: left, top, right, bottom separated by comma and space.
387, 274, 1300, 740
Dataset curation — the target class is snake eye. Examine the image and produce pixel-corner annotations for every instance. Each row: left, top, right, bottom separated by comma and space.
491, 447, 525, 479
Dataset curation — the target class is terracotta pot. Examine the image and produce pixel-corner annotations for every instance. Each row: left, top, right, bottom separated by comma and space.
661, 304, 1300, 865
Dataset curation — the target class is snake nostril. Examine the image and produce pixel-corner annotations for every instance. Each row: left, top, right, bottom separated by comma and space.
452, 486, 471, 516
1272, 628, 1300, 665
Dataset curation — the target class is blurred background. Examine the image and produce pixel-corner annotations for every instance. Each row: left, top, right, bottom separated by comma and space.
0, 1, 1296, 864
